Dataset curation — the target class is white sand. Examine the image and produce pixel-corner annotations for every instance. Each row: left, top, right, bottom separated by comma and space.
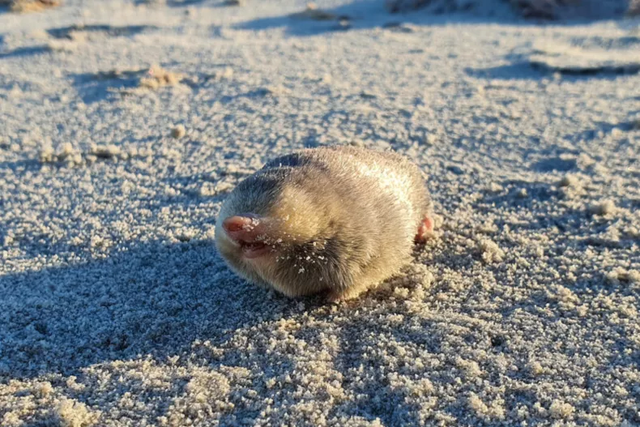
1, 1, 639, 425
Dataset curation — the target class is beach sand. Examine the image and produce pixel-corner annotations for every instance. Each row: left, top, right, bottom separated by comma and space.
1, 0, 639, 425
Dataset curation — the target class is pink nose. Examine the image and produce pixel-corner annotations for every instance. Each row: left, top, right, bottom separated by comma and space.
222, 214, 265, 242
222, 215, 255, 233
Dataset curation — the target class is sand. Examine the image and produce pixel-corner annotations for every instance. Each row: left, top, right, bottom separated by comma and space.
1, 0, 639, 426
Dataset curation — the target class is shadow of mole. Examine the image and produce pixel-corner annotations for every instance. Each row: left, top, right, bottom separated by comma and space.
0, 239, 302, 380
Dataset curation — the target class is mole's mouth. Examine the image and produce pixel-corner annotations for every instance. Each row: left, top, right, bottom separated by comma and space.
240, 240, 271, 259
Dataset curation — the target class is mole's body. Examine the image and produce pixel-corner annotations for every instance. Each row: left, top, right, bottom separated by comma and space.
215, 146, 433, 302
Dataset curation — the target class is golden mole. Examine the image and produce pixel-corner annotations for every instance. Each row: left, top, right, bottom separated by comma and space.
215, 146, 433, 302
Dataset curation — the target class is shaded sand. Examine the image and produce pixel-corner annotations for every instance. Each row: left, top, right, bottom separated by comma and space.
1, 0, 639, 425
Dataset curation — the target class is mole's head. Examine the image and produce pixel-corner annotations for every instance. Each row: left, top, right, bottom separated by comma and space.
214, 178, 331, 293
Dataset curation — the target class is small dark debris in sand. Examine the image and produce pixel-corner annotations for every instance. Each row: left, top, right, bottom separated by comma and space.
171, 125, 186, 139
89, 144, 122, 159
447, 165, 465, 175
92, 68, 148, 81
251, 86, 288, 97
491, 335, 506, 347
383, 22, 416, 33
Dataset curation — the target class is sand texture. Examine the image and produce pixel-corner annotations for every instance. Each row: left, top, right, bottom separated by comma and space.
1, 0, 639, 426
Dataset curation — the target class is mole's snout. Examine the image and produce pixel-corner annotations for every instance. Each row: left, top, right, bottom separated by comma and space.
221, 214, 272, 259
222, 215, 256, 233
222, 214, 263, 241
